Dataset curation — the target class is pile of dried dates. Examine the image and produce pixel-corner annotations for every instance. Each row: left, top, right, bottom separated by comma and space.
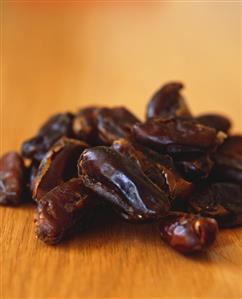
1, 82, 241, 254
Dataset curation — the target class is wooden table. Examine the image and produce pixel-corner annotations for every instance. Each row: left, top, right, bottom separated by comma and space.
1, 3, 241, 299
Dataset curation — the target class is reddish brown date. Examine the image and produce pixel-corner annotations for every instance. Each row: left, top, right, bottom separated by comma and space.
196, 113, 231, 133
2, 80, 241, 252
96, 107, 140, 145
73, 106, 99, 145
21, 112, 74, 163
0, 152, 26, 205
211, 135, 242, 186
146, 82, 192, 119
188, 183, 242, 228
78, 146, 170, 221
35, 178, 95, 245
112, 139, 192, 199
73, 106, 140, 146
112, 139, 167, 194
159, 212, 218, 254
132, 117, 225, 157
175, 155, 214, 181
33, 137, 88, 201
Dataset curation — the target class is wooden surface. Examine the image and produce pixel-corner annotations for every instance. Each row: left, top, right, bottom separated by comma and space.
1, 3, 242, 299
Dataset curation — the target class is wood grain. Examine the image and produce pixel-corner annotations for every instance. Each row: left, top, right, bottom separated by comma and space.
1, 3, 242, 299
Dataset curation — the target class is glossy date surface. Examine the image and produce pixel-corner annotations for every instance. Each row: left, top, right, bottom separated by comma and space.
112, 139, 192, 199
78, 146, 170, 220
132, 117, 224, 156
35, 178, 94, 245
33, 137, 88, 201
146, 82, 192, 119
96, 107, 140, 145
175, 155, 214, 181
1, 80, 241, 252
159, 212, 218, 254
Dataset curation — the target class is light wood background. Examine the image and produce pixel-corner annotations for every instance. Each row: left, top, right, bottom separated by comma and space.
1, 2, 242, 299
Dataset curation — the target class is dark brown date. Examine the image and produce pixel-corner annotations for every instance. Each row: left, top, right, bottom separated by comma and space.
33, 137, 88, 201
2, 80, 241, 252
112, 139, 192, 199
78, 146, 170, 220
175, 155, 214, 181
196, 113, 231, 133
112, 139, 167, 193
188, 183, 242, 228
25, 162, 39, 196
210, 135, 242, 185
159, 212, 218, 254
96, 107, 140, 145
133, 117, 225, 156
21, 112, 74, 162
146, 82, 192, 119
0, 152, 26, 205
162, 144, 205, 159
73, 106, 99, 145
35, 178, 95, 245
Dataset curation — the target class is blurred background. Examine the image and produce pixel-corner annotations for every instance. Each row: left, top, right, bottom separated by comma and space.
2, 2, 241, 152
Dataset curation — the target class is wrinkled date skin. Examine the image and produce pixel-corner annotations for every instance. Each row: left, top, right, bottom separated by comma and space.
33, 137, 88, 201
211, 135, 242, 186
78, 146, 170, 220
21, 112, 74, 163
73, 106, 100, 145
2, 81, 242, 252
96, 107, 140, 145
159, 212, 218, 254
196, 114, 231, 133
175, 155, 214, 181
132, 117, 224, 158
0, 152, 26, 205
35, 178, 95, 245
188, 183, 242, 228
112, 139, 168, 193
73, 106, 140, 146
146, 82, 192, 119
112, 139, 192, 199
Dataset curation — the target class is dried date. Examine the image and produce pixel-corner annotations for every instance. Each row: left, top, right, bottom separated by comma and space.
96, 107, 140, 145
112, 139, 167, 193
188, 183, 242, 228
73, 106, 99, 145
21, 112, 74, 163
132, 117, 225, 157
112, 139, 192, 199
73, 106, 140, 146
2, 79, 241, 252
78, 146, 170, 220
33, 137, 88, 201
159, 212, 218, 254
196, 113, 231, 133
210, 135, 242, 185
35, 178, 95, 245
146, 82, 192, 119
175, 155, 214, 181
0, 152, 26, 205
